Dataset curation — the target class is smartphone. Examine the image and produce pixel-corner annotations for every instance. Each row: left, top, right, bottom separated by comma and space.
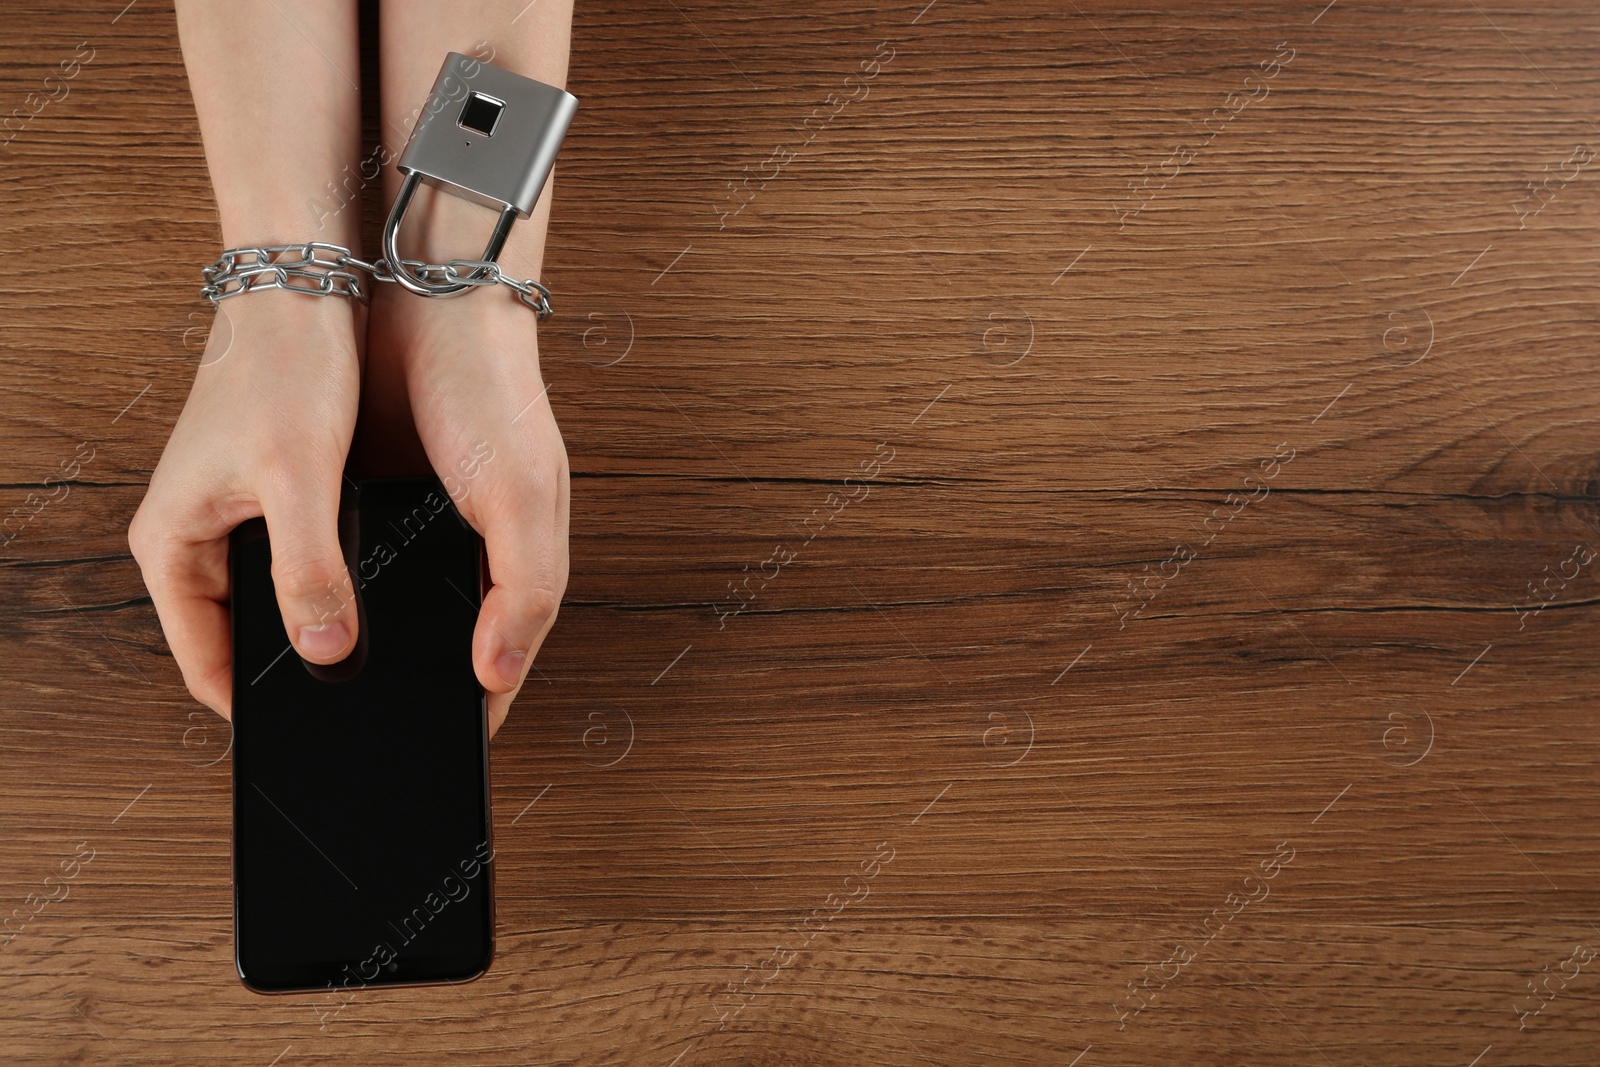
230, 477, 494, 994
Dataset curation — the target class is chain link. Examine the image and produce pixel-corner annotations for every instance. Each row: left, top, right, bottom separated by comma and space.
200, 243, 553, 319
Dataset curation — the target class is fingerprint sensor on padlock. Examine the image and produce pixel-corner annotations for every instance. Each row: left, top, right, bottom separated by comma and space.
459, 93, 504, 137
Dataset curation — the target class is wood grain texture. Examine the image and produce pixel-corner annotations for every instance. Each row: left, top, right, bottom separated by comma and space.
2, 0, 1598, 1063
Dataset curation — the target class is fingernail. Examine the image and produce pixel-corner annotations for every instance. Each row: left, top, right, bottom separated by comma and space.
494, 649, 526, 688
297, 622, 350, 659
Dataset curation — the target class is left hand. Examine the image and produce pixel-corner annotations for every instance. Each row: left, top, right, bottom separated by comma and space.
355, 280, 570, 737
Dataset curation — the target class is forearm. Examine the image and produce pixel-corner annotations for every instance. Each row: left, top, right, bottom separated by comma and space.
175, 0, 363, 250
378, 0, 575, 280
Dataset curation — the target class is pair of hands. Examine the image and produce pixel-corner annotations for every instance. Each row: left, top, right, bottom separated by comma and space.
129, 279, 569, 737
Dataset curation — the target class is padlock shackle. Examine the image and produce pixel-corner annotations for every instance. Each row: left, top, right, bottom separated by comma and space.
382, 170, 520, 297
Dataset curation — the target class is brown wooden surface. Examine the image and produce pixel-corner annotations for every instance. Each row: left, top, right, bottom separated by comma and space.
3, 1, 1599, 1063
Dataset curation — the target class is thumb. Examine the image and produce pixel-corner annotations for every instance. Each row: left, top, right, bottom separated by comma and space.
260, 472, 359, 664
474, 500, 565, 703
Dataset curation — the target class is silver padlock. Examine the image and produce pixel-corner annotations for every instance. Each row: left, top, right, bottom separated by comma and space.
382, 52, 578, 297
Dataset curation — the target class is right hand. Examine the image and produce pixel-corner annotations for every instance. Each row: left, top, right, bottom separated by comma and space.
130, 293, 364, 717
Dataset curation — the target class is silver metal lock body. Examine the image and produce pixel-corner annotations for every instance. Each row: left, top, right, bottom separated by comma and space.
383, 52, 578, 297
399, 52, 577, 218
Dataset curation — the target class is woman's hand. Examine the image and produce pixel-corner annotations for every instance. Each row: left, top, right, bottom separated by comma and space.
357, 280, 570, 738
130, 294, 364, 717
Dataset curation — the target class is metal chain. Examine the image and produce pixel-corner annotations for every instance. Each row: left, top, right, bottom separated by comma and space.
200, 242, 553, 319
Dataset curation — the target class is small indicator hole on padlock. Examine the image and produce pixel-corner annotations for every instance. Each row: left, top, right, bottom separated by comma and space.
458, 92, 504, 137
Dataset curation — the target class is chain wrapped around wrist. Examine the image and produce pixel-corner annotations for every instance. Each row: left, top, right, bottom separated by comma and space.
200, 53, 575, 320
199, 242, 554, 319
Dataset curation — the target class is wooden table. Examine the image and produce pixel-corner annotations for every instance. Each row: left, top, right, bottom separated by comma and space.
3, 1, 1597, 1063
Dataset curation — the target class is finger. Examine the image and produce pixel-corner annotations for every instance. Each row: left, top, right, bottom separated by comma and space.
482, 460, 570, 739
258, 467, 359, 664
486, 690, 512, 740
129, 509, 234, 717
481, 579, 556, 739
474, 495, 566, 716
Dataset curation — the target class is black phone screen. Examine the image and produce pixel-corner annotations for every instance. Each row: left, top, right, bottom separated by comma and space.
230, 478, 493, 993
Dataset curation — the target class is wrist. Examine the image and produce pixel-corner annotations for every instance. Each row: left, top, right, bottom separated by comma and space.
202, 288, 363, 366
371, 284, 540, 384
379, 278, 540, 342
215, 198, 364, 256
